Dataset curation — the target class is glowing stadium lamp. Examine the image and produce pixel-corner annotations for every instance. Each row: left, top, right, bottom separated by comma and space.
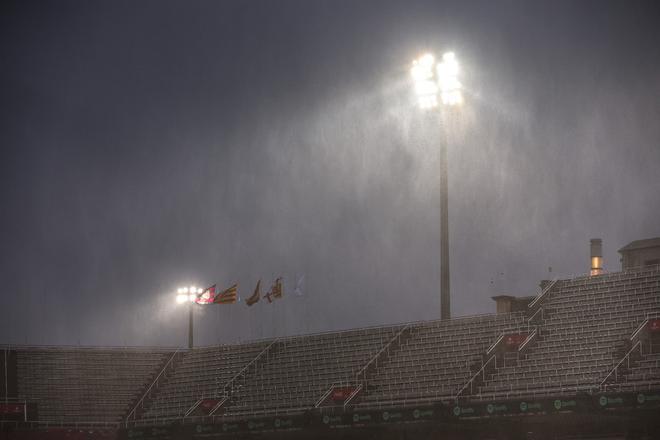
175, 284, 204, 349
437, 52, 462, 106
410, 51, 464, 321
411, 52, 462, 109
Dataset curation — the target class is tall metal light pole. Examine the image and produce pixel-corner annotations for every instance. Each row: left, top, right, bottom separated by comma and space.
176, 285, 204, 348
188, 302, 194, 349
411, 52, 462, 320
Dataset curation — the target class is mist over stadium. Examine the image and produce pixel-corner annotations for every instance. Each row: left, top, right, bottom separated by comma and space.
1, 1, 660, 439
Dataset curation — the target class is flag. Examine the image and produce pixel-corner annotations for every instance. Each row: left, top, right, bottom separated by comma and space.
195, 285, 216, 304
246, 280, 261, 306
265, 277, 283, 302
293, 274, 305, 296
213, 284, 238, 304
272, 277, 283, 299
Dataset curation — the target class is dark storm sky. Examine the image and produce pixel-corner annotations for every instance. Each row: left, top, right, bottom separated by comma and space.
1, 0, 659, 347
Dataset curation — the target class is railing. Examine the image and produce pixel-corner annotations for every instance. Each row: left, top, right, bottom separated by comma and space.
209, 396, 229, 416
314, 384, 338, 408
222, 338, 279, 395
528, 279, 558, 310
125, 349, 180, 424
486, 335, 504, 356
455, 355, 496, 399
600, 340, 643, 387
527, 307, 543, 326
184, 399, 202, 417
355, 325, 411, 383
630, 319, 649, 341
343, 383, 363, 409
518, 329, 537, 352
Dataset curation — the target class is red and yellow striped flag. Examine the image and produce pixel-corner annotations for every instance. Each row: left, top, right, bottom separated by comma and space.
213, 284, 238, 304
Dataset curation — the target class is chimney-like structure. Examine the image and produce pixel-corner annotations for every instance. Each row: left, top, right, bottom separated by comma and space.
590, 238, 603, 276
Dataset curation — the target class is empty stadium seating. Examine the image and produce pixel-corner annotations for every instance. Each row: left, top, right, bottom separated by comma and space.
14, 347, 170, 424
474, 266, 660, 400
354, 313, 527, 408
140, 341, 269, 420
4, 266, 659, 427
224, 326, 401, 416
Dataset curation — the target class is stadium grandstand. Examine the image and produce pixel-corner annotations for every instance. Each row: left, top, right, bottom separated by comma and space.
2, 238, 660, 440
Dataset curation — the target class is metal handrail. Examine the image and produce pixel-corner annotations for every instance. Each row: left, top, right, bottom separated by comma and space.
355, 324, 410, 381
455, 354, 496, 399
184, 399, 202, 417
125, 349, 180, 424
528, 279, 558, 310
314, 383, 338, 408
343, 383, 363, 409
600, 340, 642, 387
222, 338, 279, 395
630, 319, 649, 341
486, 334, 504, 356
518, 329, 536, 352
527, 307, 543, 325
209, 396, 228, 415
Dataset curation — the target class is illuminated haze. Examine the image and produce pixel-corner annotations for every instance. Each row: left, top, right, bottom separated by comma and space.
1, 0, 659, 347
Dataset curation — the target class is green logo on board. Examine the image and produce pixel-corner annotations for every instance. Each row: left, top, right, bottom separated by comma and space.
599, 396, 608, 407
637, 394, 645, 404
520, 402, 528, 412
453, 406, 461, 416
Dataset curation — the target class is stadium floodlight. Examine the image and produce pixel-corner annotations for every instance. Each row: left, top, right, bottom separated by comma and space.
175, 284, 204, 349
437, 52, 462, 106
411, 52, 462, 109
410, 51, 464, 321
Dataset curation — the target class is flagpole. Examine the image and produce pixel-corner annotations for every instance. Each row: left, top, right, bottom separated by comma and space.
188, 302, 194, 349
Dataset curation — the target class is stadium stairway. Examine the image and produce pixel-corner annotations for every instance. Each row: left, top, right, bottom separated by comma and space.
221, 326, 402, 416
124, 349, 184, 422
138, 341, 271, 421
601, 315, 660, 393
472, 266, 660, 401
351, 313, 527, 409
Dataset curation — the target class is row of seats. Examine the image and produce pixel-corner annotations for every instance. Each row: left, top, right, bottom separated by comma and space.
475, 266, 660, 400
141, 342, 268, 420
354, 313, 527, 408
223, 327, 400, 415
15, 347, 170, 423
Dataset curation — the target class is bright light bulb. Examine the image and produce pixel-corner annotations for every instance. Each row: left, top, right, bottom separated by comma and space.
197, 288, 203, 294
181, 287, 189, 294
176, 294, 187, 304
415, 80, 438, 96
412, 51, 462, 109
188, 294, 196, 302
419, 53, 435, 67
189, 286, 196, 293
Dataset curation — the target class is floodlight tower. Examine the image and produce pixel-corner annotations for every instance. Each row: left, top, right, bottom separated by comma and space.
176, 285, 203, 348
411, 52, 463, 320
